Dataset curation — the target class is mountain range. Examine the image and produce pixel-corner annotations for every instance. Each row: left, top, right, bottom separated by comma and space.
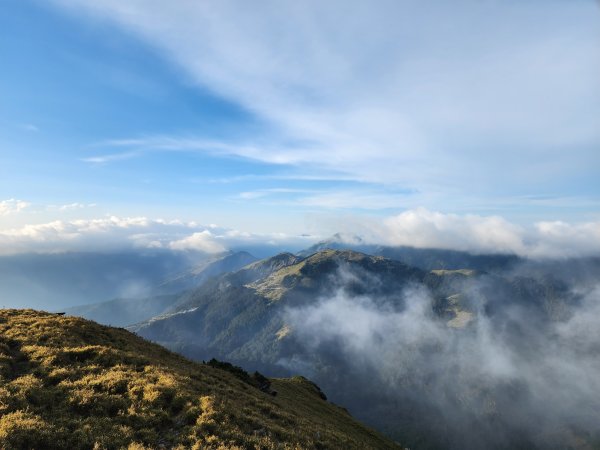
62, 241, 600, 449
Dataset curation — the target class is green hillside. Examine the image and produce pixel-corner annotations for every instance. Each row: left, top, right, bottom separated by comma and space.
0, 309, 399, 450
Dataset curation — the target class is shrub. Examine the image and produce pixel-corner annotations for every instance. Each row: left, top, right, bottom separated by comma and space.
0, 411, 54, 450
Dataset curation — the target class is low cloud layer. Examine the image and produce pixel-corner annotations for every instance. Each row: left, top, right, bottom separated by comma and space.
168, 230, 227, 254
1, 208, 600, 258
0, 215, 313, 256
335, 208, 600, 258
285, 268, 600, 448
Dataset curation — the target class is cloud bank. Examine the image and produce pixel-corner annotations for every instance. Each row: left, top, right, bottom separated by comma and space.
285, 269, 600, 448
168, 230, 227, 254
0, 208, 599, 258
0, 215, 313, 256
317, 208, 599, 258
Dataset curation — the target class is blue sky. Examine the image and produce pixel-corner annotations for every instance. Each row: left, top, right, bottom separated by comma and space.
1, 0, 599, 256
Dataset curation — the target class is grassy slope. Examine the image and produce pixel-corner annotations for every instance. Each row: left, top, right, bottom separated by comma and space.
0, 309, 399, 450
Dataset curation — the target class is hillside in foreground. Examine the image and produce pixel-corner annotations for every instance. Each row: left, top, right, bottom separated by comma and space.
0, 309, 399, 450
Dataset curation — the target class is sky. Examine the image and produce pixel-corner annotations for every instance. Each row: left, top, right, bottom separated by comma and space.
1, 0, 599, 257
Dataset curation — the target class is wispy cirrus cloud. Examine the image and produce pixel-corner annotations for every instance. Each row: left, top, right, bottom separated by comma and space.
19, 123, 39, 132
46, 203, 97, 212
56, 0, 600, 209
296, 190, 417, 210
81, 151, 142, 164
237, 188, 316, 201
82, 137, 315, 165
59, 203, 96, 211
200, 173, 360, 185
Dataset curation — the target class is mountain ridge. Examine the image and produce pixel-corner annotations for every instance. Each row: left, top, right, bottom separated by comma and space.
125, 248, 592, 449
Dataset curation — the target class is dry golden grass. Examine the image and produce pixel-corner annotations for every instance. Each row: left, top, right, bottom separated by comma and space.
247, 250, 383, 301
0, 309, 399, 449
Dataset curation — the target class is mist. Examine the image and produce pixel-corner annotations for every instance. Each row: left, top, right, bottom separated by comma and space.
284, 265, 600, 449
0, 250, 199, 309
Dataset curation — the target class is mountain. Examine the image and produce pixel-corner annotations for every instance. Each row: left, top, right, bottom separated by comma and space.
130, 249, 599, 450
299, 235, 521, 271
64, 294, 178, 327
155, 251, 258, 293
0, 309, 399, 449
65, 251, 258, 326
131, 250, 428, 366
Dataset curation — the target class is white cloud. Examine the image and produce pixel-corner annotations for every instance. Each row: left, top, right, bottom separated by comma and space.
0, 216, 199, 254
51, 202, 97, 211
52, 0, 600, 205
236, 188, 315, 201
238, 191, 268, 200
0, 216, 315, 255
0, 216, 169, 254
333, 208, 600, 258
296, 190, 414, 210
530, 221, 600, 258
0, 210, 598, 258
81, 151, 140, 164
284, 278, 600, 447
381, 208, 527, 255
0, 199, 30, 216
169, 230, 226, 253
